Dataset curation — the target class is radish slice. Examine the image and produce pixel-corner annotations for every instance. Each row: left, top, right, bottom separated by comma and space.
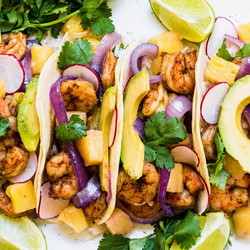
109, 107, 118, 147
62, 64, 100, 92
9, 152, 37, 183
200, 82, 230, 124
38, 181, 69, 220
171, 145, 200, 169
0, 54, 25, 94
206, 17, 238, 59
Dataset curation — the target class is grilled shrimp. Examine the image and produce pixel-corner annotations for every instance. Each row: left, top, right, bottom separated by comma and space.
84, 192, 107, 222
117, 162, 160, 205
201, 124, 218, 161
60, 78, 98, 113
0, 33, 27, 60
142, 83, 168, 116
101, 49, 117, 91
46, 151, 78, 200
161, 51, 197, 95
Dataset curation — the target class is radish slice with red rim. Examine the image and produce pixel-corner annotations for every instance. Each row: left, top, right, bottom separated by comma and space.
62, 64, 100, 92
109, 107, 118, 147
38, 181, 69, 219
9, 152, 37, 183
200, 82, 230, 124
206, 17, 238, 59
0, 54, 25, 94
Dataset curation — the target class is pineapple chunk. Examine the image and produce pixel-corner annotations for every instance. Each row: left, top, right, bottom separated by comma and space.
6, 180, 36, 213
151, 56, 162, 75
56, 111, 86, 126
31, 46, 54, 75
238, 22, 250, 43
62, 15, 85, 34
205, 56, 240, 85
105, 208, 133, 235
149, 31, 183, 55
0, 79, 6, 98
167, 163, 183, 193
57, 204, 89, 233
76, 130, 103, 166
233, 207, 250, 237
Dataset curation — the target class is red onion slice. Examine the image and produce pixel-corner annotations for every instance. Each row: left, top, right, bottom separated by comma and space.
0, 54, 25, 94
9, 152, 37, 183
130, 43, 162, 83
50, 76, 89, 190
224, 34, 245, 49
109, 108, 118, 147
72, 175, 102, 208
90, 32, 121, 75
243, 104, 250, 127
235, 57, 250, 81
158, 168, 174, 217
116, 199, 165, 224
165, 95, 192, 120
133, 117, 145, 140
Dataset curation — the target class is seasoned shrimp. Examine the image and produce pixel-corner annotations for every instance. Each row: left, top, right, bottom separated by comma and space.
161, 50, 197, 95
117, 162, 160, 205
0, 33, 27, 60
182, 164, 204, 195
49, 175, 78, 200
84, 192, 107, 221
142, 83, 168, 116
101, 49, 117, 91
201, 124, 218, 161
0, 147, 28, 178
60, 78, 98, 113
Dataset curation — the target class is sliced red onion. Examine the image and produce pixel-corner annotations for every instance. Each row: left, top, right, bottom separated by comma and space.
21, 40, 40, 91
158, 168, 174, 217
109, 108, 118, 147
9, 151, 37, 183
116, 199, 165, 224
133, 117, 145, 140
90, 32, 121, 75
50, 75, 89, 190
72, 175, 101, 208
165, 95, 192, 120
243, 104, 250, 127
235, 57, 250, 81
130, 43, 162, 83
224, 34, 245, 49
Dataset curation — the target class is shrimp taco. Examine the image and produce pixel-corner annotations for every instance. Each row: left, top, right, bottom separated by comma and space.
35, 31, 125, 236
194, 17, 250, 217
0, 32, 54, 218
104, 32, 210, 233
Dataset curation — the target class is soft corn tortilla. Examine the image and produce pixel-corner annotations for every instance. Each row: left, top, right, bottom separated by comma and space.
34, 33, 123, 232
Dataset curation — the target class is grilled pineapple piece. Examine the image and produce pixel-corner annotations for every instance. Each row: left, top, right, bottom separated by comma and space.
238, 22, 250, 43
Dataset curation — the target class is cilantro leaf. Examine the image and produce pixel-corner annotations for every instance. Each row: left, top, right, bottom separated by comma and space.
57, 38, 93, 70
144, 112, 187, 169
173, 211, 201, 250
0, 117, 10, 137
55, 114, 87, 143
236, 44, 250, 58
210, 170, 230, 190
129, 238, 147, 250
98, 233, 129, 250
216, 39, 234, 61
91, 17, 115, 36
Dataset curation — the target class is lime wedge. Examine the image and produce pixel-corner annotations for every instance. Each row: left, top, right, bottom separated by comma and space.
149, 0, 215, 42
170, 212, 230, 250
0, 214, 47, 250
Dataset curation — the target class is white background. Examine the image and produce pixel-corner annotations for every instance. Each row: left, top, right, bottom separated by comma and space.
36, 0, 250, 249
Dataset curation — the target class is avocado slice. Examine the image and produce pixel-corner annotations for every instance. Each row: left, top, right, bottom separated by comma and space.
121, 71, 150, 180
98, 86, 116, 191
219, 75, 250, 172
17, 77, 40, 151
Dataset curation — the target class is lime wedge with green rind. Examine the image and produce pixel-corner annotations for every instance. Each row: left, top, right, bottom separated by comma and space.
0, 214, 47, 250
149, 0, 215, 42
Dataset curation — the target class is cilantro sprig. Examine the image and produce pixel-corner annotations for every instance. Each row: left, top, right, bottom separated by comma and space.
55, 114, 87, 143
98, 211, 201, 250
143, 112, 187, 170
0, 116, 9, 137
57, 38, 93, 70
0, 0, 114, 42
208, 133, 230, 190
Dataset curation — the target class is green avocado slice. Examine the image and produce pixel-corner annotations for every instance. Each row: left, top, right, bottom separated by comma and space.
17, 77, 40, 152
219, 75, 250, 172
121, 71, 150, 180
